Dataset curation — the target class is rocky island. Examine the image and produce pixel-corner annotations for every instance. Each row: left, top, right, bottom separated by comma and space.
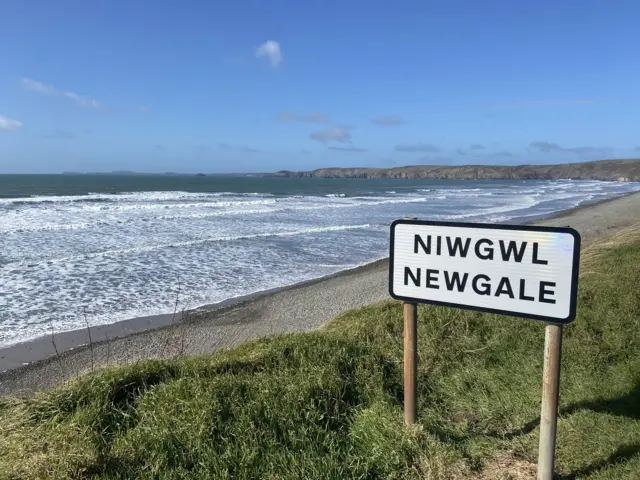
268, 158, 640, 182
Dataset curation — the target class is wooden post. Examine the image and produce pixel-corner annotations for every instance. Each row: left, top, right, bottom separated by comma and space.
401, 215, 419, 426
404, 301, 418, 425
537, 323, 563, 480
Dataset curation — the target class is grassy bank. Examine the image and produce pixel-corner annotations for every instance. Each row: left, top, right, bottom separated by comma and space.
1, 225, 639, 479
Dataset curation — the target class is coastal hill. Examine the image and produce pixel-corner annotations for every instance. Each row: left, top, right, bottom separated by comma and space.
269, 158, 640, 182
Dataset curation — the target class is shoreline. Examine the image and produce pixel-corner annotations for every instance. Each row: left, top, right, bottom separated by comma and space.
0, 256, 389, 372
2, 190, 640, 395
1, 190, 632, 357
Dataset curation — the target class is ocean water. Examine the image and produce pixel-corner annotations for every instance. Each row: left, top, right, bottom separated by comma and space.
1, 174, 639, 347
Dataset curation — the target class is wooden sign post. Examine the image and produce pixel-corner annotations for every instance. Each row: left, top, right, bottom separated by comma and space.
537, 323, 563, 480
388, 219, 580, 477
403, 301, 418, 425
402, 216, 418, 426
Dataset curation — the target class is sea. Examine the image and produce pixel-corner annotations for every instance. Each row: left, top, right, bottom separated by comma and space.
1, 174, 639, 347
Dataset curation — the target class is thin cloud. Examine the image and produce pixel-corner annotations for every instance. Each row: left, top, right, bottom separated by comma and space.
21, 78, 56, 95
395, 142, 440, 153
490, 98, 639, 109
529, 141, 611, 157
277, 111, 332, 124
328, 146, 367, 152
277, 111, 296, 122
310, 125, 355, 144
567, 146, 610, 156
217, 143, 260, 152
458, 145, 486, 155
256, 40, 283, 67
0, 115, 23, 131
490, 150, 516, 158
46, 130, 76, 139
529, 141, 563, 153
371, 115, 405, 126
238, 146, 261, 153
21, 77, 101, 109
458, 144, 487, 155
63, 91, 99, 109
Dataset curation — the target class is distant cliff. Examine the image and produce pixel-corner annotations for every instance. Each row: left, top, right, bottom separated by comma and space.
269, 158, 640, 182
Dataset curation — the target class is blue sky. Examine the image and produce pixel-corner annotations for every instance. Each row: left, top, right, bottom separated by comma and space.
1, 0, 639, 173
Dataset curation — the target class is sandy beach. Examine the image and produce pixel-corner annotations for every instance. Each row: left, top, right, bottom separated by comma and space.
2, 191, 640, 396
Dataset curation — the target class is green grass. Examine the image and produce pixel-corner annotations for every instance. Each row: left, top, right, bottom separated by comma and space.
1, 225, 640, 479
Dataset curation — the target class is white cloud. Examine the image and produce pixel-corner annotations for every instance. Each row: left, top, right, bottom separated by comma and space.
63, 91, 100, 109
529, 141, 611, 157
328, 146, 367, 152
21, 77, 101, 109
0, 115, 23, 131
277, 111, 332, 123
309, 125, 355, 144
395, 142, 440, 153
238, 146, 261, 153
490, 150, 516, 158
256, 40, 283, 67
21, 78, 57, 95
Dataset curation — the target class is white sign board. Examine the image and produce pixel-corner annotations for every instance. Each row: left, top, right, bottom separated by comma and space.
389, 220, 581, 323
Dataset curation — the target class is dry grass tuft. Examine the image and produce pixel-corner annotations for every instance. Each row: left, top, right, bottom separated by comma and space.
470, 452, 537, 480
580, 221, 640, 269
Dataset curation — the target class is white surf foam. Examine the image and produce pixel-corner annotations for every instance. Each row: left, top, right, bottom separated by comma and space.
0, 190, 274, 205
4, 224, 372, 267
2, 180, 639, 347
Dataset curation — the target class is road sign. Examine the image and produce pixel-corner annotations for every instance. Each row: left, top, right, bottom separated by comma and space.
390, 218, 581, 479
389, 219, 581, 323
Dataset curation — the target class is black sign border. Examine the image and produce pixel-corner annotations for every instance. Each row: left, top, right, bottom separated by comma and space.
389, 219, 581, 324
